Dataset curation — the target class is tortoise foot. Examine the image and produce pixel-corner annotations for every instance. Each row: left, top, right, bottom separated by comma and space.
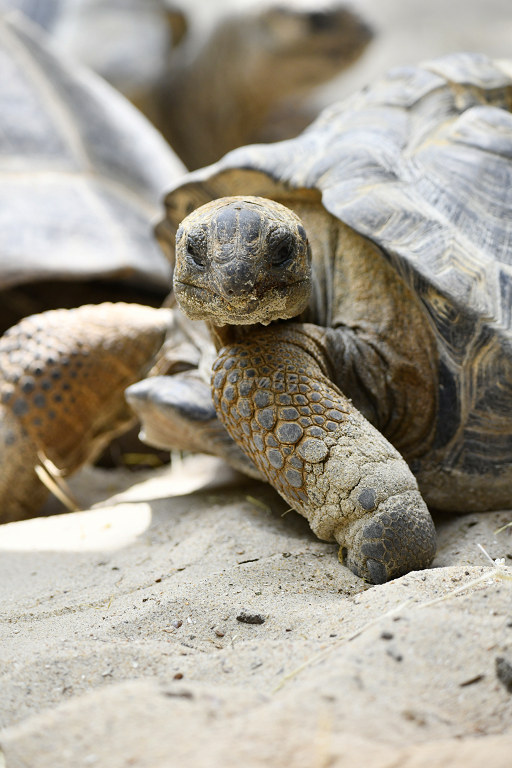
340, 490, 436, 583
127, 372, 218, 452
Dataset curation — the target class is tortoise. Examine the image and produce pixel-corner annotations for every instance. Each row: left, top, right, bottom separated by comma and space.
0, 12, 185, 334
128, 52, 512, 582
3, 53, 512, 585
159, 0, 373, 168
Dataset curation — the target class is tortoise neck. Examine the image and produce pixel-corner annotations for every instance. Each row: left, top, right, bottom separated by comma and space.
208, 318, 296, 352
210, 201, 438, 462
322, 218, 439, 461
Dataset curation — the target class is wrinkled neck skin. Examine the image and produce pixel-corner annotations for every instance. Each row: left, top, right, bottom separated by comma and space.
210, 201, 438, 464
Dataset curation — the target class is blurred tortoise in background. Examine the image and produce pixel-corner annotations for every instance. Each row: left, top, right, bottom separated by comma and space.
160, 0, 373, 168
129, 52, 512, 582
3, 53, 512, 585
0, 13, 185, 334
1, 0, 373, 170
0, 0, 185, 125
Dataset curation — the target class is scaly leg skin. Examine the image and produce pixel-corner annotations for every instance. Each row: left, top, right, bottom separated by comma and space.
211, 326, 436, 584
0, 303, 171, 522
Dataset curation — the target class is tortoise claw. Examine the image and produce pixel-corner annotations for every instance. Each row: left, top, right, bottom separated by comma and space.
126, 372, 218, 453
340, 491, 436, 583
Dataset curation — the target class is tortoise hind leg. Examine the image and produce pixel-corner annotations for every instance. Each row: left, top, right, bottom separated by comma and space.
211, 324, 436, 584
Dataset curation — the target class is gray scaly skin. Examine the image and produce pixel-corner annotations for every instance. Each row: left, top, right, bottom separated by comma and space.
174, 197, 436, 583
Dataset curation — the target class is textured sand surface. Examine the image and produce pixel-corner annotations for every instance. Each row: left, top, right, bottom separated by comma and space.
0, 455, 511, 767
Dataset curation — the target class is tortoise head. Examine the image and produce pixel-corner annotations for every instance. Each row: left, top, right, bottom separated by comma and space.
174, 196, 311, 326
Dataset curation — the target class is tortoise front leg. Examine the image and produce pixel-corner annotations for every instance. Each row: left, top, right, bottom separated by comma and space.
211, 325, 436, 583
0, 303, 171, 522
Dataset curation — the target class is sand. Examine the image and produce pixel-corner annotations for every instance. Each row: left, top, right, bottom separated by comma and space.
0, 455, 511, 767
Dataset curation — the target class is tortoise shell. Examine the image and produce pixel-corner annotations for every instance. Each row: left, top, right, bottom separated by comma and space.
0, 0, 182, 121
160, 52, 512, 500
0, 13, 184, 296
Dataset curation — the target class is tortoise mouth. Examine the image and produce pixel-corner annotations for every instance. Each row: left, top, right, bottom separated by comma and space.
174, 278, 310, 325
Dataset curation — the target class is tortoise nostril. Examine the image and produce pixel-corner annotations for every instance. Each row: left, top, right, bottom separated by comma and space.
226, 286, 251, 298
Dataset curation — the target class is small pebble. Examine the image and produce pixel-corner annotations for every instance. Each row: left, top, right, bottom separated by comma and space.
236, 612, 266, 625
495, 656, 512, 693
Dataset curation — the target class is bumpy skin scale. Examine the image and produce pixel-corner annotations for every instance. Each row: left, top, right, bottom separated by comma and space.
212, 326, 435, 583
0, 303, 171, 522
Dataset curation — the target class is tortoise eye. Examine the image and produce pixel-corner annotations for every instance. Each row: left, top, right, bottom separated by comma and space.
187, 237, 206, 267
271, 236, 295, 267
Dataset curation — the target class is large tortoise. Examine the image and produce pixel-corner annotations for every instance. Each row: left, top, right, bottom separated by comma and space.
2, 53, 512, 585
130, 52, 512, 582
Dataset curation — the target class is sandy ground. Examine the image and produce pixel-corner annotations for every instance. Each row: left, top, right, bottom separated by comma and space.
0, 455, 511, 767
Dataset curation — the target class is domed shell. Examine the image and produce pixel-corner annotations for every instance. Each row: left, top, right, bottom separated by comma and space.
0, 13, 184, 292
161, 52, 512, 479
